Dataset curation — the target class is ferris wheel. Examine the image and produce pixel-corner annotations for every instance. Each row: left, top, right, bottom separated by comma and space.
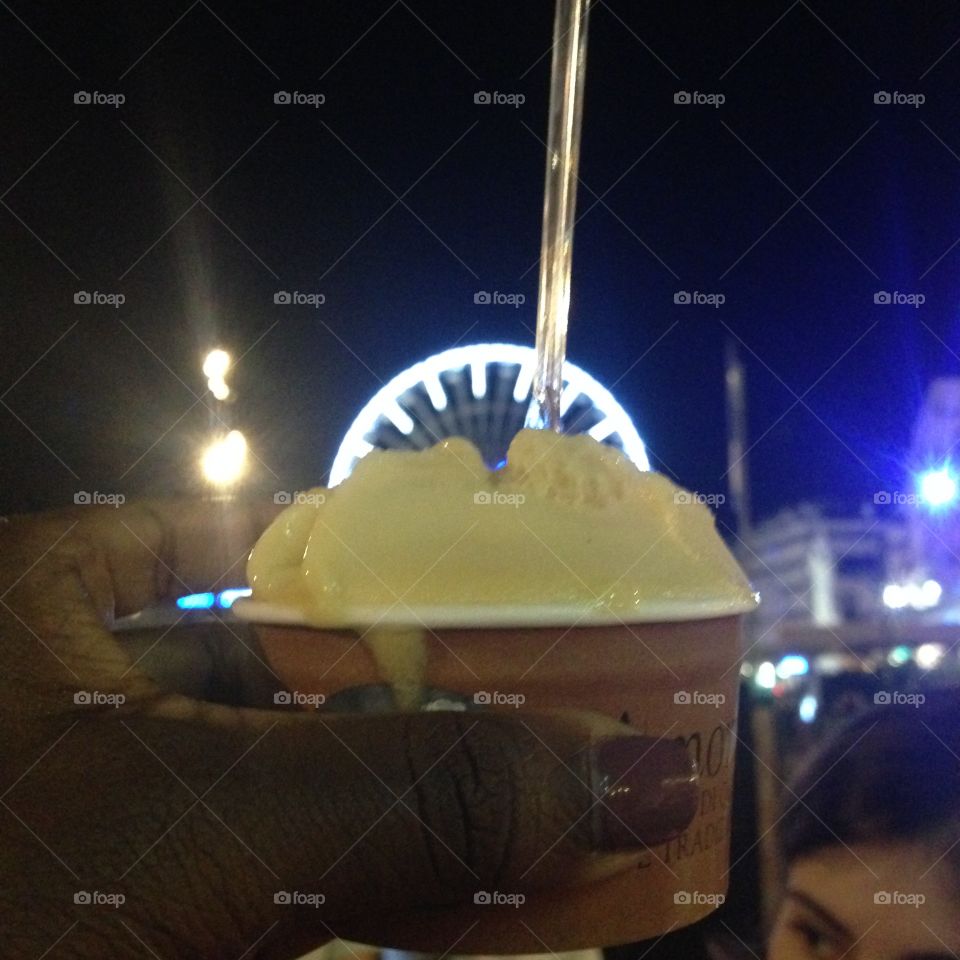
328, 342, 649, 486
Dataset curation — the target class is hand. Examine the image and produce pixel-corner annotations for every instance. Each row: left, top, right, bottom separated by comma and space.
0, 501, 697, 959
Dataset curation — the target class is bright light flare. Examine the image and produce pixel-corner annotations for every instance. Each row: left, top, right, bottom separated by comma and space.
918, 467, 958, 508
202, 349, 231, 380
756, 661, 777, 689
201, 430, 247, 486
916, 643, 944, 669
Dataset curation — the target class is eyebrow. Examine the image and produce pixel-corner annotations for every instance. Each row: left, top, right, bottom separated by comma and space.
785, 889, 853, 941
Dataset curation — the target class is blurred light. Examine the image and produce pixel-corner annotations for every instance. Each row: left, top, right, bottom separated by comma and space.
756, 661, 777, 689
776, 654, 809, 679
813, 652, 849, 675
916, 643, 945, 669
201, 430, 247, 486
798, 694, 818, 724
884, 579, 942, 611
208, 377, 230, 401
919, 579, 942, 607
218, 587, 252, 608
740, 661, 755, 678
177, 592, 216, 610
883, 583, 908, 609
888, 645, 912, 666
202, 349, 231, 380
918, 466, 958, 508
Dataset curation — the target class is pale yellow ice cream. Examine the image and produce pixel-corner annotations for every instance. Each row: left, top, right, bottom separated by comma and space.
246, 430, 755, 629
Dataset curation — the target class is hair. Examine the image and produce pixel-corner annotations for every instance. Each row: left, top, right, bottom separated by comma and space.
779, 697, 960, 876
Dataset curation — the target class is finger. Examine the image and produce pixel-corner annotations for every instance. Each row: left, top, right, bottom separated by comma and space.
79, 498, 283, 617
45, 702, 697, 958
1, 499, 281, 625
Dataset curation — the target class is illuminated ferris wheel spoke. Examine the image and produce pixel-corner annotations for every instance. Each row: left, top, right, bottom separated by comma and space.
471, 361, 487, 399
587, 417, 616, 442
328, 343, 649, 486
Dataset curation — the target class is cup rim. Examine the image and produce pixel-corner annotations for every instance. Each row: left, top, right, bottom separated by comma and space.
234, 596, 757, 629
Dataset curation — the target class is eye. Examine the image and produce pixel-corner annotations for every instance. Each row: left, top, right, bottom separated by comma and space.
789, 919, 841, 960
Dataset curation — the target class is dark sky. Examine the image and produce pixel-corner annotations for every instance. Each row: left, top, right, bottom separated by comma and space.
3, 1, 960, 522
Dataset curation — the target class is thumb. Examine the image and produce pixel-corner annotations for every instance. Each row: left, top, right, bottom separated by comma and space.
107, 701, 697, 957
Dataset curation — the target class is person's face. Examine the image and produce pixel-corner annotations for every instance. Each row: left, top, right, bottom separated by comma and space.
768, 839, 960, 960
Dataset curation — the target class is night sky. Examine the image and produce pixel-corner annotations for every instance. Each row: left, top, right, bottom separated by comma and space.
3, 1, 960, 524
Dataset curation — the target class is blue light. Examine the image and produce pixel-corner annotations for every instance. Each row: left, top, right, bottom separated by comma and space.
918, 466, 958, 508
776, 654, 809, 679
176, 592, 216, 610
217, 587, 252, 608
798, 694, 818, 724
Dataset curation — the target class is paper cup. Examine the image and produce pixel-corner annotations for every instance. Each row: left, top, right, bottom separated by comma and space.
237, 602, 745, 952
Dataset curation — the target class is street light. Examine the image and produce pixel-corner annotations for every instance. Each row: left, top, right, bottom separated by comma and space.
203, 349, 232, 401
918, 466, 958, 509
201, 430, 247, 487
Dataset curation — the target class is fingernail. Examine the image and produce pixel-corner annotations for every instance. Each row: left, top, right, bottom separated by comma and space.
591, 736, 698, 850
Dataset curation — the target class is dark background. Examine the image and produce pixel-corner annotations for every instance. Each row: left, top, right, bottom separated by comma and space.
3, 1, 960, 521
